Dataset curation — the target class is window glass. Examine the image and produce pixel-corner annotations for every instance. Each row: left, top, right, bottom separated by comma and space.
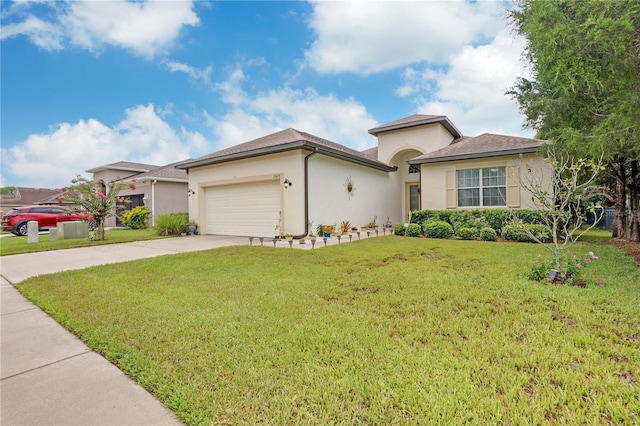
457, 167, 506, 207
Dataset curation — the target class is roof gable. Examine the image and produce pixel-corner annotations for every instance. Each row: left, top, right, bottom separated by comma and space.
368, 114, 462, 139
409, 133, 547, 164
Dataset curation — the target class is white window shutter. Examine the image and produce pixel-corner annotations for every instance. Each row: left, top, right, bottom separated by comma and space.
446, 170, 457, 209
507, 166, 520, 207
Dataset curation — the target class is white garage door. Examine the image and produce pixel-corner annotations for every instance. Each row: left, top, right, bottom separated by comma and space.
204, 180, 281, 237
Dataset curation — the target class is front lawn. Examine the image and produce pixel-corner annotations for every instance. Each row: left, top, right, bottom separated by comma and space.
0, 228, 171, 256
17, 237, 640, 425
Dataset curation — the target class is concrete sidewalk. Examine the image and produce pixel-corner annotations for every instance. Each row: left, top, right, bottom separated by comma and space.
0, 233, 368, 425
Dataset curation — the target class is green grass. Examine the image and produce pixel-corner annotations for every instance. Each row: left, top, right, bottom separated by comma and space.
0, 228, 171, 256
17, 237, 640, 425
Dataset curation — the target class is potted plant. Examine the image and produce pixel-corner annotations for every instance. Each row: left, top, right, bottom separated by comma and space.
188, 221, 198, 235
340, 220, 351, 234
322, 224, 335, 237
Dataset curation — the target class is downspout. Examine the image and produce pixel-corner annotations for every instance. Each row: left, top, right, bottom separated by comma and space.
151, 180, 157, 227
293, 148, 318, 239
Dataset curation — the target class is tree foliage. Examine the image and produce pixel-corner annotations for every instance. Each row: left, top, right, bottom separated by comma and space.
508, 0, 640, 240
60, 176, 133, 240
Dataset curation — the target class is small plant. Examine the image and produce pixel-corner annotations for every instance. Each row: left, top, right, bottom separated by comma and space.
120, 206, 152, 229
316, 224, 324, 237
365, 216, 377, 229
155, 212, 190, 236
393, 223, 406, 236
423, 221, 454, 239
527, 251, 600, 287
322, 225, 335, 235
340, 220, 352, 233
457, 227, 479, 240
405, 223, 421, 237
479, 227, 497, 242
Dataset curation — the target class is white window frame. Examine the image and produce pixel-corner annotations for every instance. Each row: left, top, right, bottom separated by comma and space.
457, 167, 507, 207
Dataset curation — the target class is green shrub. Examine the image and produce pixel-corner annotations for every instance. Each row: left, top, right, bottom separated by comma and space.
120, 206, 152, 229
405, 223, 421, 237
155, 212, 190, 236
457, 227, 479, 240
423, 221, 454, 239
393, 223, 406, 236
410, 210, 451, 228
480, 227, 498, 242
482, 210, 508, 230
502, 223, 550, 243
511, 209, 545, 224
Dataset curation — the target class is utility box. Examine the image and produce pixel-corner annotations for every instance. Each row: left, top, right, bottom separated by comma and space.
49, 228, 58, 241
57, 221, 89, 239
27, 221, 39, 243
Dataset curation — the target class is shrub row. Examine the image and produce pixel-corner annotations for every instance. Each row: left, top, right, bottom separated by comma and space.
409, 209, 547, 232
392, 209, 552, 242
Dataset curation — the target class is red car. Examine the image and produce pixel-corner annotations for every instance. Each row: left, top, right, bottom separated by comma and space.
1, 205, 90, 236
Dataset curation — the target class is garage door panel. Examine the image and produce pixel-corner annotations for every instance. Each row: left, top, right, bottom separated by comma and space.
205, 180, 281, 237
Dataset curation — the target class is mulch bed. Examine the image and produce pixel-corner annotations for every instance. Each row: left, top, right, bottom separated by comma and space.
611, 239, 640, 266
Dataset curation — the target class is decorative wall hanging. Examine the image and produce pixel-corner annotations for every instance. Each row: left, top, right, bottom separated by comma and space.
344, 175, 355, 199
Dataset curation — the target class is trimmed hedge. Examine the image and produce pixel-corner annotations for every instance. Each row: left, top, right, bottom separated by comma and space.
423, 221, 454, 239
502, 223, 550, 243
480, 227, 498, 242
405, 223, 421, 237
457, 227, 479, 240
393, 223, 406, 236
410, 208, 548, 232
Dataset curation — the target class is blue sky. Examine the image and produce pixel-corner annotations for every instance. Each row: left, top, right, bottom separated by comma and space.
1, 0, 533, 188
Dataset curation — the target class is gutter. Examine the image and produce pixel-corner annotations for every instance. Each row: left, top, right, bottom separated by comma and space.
293, 148, 318, 239
408, 147, 540, 165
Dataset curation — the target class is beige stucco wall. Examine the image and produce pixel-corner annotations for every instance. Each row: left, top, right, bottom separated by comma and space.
420, 154, 552, 210
307, 155, 398, 231
187, 151, 305, 235
376, 123, 454, 165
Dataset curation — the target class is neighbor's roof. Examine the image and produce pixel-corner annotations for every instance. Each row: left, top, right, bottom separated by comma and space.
177, 128, 396, 172
122, 160, 190, 183
368, 114, 462, 139
86, 161, 159, 174
409, 133, 547, 165
0, 187, 62, 206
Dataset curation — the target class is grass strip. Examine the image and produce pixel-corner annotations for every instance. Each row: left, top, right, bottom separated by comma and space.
18, 237, 640, 425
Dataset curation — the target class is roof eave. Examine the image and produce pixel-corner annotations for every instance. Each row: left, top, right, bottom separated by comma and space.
409, 147, 541, 165
177, 140, 397, 172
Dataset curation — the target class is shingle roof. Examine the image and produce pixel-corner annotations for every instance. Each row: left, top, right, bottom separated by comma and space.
123, 160, 190, 182
0, 187, 63, 206
360, 146, 378, 161
178, 128, 395, 172
409, 133, 547, 164
368, 114, 462, 139
86, 161, 159, 174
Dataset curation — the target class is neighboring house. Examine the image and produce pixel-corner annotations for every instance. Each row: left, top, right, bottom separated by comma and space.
87, 161, 189, 227
177, 114, 551, 238
0, 187, 64, 216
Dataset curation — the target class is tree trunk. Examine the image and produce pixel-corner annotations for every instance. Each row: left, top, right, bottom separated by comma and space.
612, 157, 627, 239
629, 159, 640, 242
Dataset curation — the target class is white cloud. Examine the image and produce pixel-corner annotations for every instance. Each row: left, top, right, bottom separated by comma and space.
305, 0, 506, 74
397, 30, 533, 137
205, 67, 379, 151
162, 60, 213, 87
0, 104, 208, 188
0, 0, 199, 59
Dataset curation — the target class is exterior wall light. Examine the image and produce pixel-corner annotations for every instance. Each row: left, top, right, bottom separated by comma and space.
283, 179, 293, 189
187, 189, 195, 196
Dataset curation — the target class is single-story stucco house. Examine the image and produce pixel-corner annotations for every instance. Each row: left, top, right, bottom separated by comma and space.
87, 160, 189, 227
177, 114, 551, 238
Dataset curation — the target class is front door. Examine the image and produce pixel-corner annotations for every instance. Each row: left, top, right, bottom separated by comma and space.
405, 183, 420, 220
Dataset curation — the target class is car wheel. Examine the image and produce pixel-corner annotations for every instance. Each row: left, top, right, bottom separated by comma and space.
15, 222, 29, 236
